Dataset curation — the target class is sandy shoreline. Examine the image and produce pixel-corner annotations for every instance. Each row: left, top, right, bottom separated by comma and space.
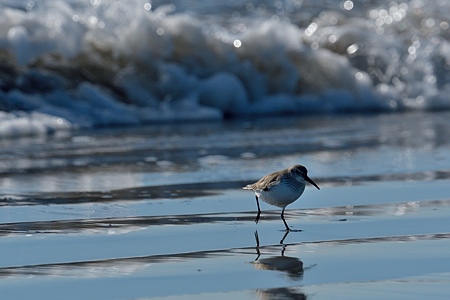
0, 112, 449, 299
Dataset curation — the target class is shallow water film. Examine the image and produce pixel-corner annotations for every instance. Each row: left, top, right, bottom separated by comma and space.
0, 111, 450, 299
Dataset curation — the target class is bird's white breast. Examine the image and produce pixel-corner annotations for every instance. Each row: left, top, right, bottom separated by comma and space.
255, 183, 305, 208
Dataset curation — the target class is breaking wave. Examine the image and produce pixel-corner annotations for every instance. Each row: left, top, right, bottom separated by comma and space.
1, 0, 450, 135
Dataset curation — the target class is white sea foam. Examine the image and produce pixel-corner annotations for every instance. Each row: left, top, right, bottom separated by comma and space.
1, 0, 450, 136
0, 110, 71, 137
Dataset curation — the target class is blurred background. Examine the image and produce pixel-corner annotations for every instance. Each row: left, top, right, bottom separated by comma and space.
1, 0, 450, 134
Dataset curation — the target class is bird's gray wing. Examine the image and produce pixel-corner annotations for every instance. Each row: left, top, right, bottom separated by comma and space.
254, 172, 284, 191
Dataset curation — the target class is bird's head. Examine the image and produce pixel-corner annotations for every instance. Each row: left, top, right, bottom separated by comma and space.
290, 165, 320, 190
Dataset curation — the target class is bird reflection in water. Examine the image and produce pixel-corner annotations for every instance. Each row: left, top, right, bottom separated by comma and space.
252, 231, 308, 299
256, 287, 307, 300
253, 231, 304, 279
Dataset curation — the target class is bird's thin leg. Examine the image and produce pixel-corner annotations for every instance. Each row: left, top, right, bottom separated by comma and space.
281, 207, 291, 231
255, 196, 261, 224
281, 207, 302, 232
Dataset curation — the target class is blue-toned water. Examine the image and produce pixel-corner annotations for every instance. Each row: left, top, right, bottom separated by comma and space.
0, 111, 449, 299
1, 1, 450, 299
1, 0, 450, 136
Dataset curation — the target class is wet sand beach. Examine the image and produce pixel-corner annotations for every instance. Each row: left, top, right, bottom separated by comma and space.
0, 112, 450, 299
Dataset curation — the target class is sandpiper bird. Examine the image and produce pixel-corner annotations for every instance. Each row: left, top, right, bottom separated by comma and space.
243, 164, 320, 231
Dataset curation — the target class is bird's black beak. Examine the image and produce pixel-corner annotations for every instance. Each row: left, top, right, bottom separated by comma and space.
305, 176, 320, 190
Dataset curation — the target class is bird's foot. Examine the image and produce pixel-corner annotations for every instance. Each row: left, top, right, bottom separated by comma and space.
282, 226, 302, 232
280, 229, 302, 233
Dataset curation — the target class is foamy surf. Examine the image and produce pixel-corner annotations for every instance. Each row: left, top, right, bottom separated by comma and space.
1, 0, 450, 136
